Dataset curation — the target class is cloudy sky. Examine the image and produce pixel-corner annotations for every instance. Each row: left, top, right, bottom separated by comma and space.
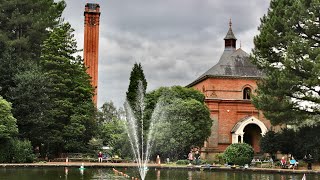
62, 0, 270, 108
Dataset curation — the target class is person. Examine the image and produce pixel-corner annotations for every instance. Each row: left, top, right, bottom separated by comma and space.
98, 151, 103, 163
304, 153, 313, 170
156, 155, 161, 165
280, 156, 286, 168
289, 157, 298, 169
188, 150, 194, 165
194, 151, 200, 165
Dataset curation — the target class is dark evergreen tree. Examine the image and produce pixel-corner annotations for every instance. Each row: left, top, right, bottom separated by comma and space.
252, 0, 320, 125
125, 62, 147, 156
0, 0, 65, 99
259, 130, 279, 159
126, 62, 147, 117
40, 23, 96, 156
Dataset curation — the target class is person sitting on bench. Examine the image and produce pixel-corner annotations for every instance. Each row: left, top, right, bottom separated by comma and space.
281, 157, 287, 168
289, 157, 298, 169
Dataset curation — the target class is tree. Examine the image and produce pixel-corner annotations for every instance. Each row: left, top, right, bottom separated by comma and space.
252, 0, 320, 125
96, 101, 131, 158
98, 101, 121, 122
125, 63, 147, 157
126, 62, 147, 120
9, 63, 51, 148
259, 130, 279, 159
0, 96, 18, 141
0, 0, 65, 100
40, 22, 96, 156
145, 86, 212, 160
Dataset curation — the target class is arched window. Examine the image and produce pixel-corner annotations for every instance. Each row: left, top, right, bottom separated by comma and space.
243, 87, 251, 99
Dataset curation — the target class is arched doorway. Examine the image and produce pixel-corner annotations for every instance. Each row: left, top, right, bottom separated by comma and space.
243, 124, 262, 152
231, 116, 268, 153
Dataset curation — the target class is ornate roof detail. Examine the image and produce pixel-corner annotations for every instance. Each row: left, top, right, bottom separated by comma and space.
224, 19, 237, 40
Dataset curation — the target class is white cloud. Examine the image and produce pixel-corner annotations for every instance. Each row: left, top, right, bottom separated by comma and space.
62, 0, 271, 108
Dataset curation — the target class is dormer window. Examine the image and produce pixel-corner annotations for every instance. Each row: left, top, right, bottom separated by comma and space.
243, 87, 251, 100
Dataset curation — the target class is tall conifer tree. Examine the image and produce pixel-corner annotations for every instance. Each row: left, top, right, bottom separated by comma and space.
125, 63, 147, 157
126, 62, 147, 119
252, 0, 320, 125
40, 23, 96, 155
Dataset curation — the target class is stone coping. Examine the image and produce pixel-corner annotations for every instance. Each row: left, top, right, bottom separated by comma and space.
0, 162, 319, 174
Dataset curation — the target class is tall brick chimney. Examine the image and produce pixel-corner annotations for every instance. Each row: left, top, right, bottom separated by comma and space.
84, 3, 100, 105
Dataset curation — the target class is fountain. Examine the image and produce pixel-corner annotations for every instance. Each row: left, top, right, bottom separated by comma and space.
124, 81, 167, 180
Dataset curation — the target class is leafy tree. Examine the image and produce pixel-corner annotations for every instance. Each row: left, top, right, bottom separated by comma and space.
145, 86, 212, 160
40, 22, 96, 156
252, 0, 320, 125
223, 143, 254, 166
96, 101, 131, 158
11, 139, 35, 163
0, 96, 18, 141
98, 101, 121, 122
9, 63, 51, 148
0, 96, 35, 163
0, 0, 65, 99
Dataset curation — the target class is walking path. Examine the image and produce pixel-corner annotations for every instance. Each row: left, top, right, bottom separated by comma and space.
1, 162, 320, 174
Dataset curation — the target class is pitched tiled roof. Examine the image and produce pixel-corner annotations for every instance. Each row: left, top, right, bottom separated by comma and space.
187, 48, 264, 87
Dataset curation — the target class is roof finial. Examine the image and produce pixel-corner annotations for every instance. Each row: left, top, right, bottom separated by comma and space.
240, 40, 242, 48
229, 18, 232, 28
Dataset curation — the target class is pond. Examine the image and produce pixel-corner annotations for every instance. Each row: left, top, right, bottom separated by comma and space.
0, 167, 318, 180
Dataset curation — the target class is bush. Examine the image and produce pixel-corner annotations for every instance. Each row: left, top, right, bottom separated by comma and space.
176, 159, 189, 165
0, 140, 13, 163
223, 143, 254, 166
0, 139, 35, 163
12, 139, 36, 163
215, 153, 225, 164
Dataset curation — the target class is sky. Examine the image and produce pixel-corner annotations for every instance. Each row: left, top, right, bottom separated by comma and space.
61, 0, 270, 108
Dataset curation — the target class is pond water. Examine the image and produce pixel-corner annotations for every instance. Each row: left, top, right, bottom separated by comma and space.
0, 167, 319, 180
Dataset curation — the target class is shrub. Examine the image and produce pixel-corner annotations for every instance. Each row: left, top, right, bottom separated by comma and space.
0, 140, 13, 163
223, 143, 254, 166
176, 159, 189, 165
12, 139, 35, 163
215, 153, 225, 164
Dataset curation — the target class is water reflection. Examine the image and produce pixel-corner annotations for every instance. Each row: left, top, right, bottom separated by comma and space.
156, 169, 161, 180
64, 167, 68, 179
188, 171, 192, 180
0, 167, 319, 180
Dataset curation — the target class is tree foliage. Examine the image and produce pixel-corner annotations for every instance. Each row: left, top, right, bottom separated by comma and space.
0, 96, 18, 141
39, 22, 96, 155
259, 130, 279, 158
252, 0, 320, 125
126, 62, 147, 120
145, 86, 212, 160
96, 101, 131, 158
261, 125, 320, 161
0, 0, 65, 99
223, 143, 254, 166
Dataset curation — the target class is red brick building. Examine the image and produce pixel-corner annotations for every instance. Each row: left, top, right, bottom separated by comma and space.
187, 21, 271, 159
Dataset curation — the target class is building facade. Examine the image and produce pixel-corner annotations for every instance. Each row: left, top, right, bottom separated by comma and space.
187, 21, 271, 159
